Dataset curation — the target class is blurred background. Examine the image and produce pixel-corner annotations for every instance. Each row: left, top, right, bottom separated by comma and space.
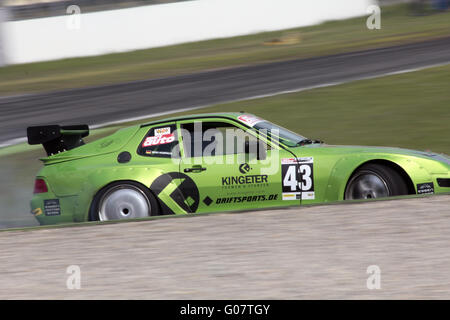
3, 0, 187, 20
0, 0, 449, 229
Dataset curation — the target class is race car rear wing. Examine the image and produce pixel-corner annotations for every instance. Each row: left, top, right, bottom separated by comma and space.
27, 125, 89, 156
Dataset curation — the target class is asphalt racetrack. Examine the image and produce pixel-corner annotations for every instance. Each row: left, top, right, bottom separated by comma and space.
0, 195, 449, 299
1, 37, 450, 146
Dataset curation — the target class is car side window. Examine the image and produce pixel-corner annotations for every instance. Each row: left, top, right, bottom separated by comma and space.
180, 121, 269, 157
137, 124, 178, 158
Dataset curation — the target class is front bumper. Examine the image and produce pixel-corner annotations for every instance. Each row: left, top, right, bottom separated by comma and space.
432, 173, 450, 194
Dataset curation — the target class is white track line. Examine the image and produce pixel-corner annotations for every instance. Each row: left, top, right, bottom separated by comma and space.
1, 61, 449, 150
0, 137, 27, 149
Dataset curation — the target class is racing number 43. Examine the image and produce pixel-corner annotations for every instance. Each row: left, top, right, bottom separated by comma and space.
283, 164, 312, 191
281, 158, 315, 200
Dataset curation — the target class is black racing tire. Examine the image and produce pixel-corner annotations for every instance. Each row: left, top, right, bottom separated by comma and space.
344, 163, 409, 200
89, 181, 160, 221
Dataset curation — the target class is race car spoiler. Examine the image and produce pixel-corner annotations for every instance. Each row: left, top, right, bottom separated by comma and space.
27, 125, 89, 156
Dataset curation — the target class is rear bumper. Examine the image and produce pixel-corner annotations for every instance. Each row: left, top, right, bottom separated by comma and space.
30, 192, 78, 225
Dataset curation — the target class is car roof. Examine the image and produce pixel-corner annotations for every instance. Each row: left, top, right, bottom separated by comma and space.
139, 112, 251, 127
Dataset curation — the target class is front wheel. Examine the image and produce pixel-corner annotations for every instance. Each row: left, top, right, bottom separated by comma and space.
89, 181, 159, 221
344, 163, 408, 200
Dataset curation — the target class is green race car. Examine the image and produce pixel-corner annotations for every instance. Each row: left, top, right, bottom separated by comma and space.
28, 113, 450, 225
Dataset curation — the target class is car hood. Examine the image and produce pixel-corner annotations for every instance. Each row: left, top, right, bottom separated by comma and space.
290, 144, 450, 164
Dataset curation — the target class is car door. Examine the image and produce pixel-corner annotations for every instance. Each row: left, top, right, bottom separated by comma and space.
177, 118, 299, 213
136, 122, 194, 215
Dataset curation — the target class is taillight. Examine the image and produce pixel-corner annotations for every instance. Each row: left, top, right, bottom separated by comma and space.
34, 178, 48, 194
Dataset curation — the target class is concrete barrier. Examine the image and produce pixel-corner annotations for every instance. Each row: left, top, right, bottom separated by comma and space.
2, 0, 375, 65
0, 6, 8, 66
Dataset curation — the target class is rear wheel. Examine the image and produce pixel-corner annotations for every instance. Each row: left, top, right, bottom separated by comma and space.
89, 181, 159, 221
344, 163, 408, 200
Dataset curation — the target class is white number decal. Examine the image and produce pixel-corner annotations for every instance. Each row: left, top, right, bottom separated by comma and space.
299, 164, 312, 191
281, 158, 315, 200
283, 165, 298, 191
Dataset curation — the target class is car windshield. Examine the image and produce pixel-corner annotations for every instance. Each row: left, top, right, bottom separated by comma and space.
253, 121, 306, 147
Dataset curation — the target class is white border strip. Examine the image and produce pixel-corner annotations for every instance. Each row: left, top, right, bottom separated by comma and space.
0, 137, 27, 149
1, 61, 448, 150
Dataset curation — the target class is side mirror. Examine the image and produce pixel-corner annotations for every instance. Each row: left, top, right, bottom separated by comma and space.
244, 140, 267, 161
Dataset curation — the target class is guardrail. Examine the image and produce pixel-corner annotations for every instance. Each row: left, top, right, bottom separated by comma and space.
0, 6, 7, 66
5, 0, 191, 20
